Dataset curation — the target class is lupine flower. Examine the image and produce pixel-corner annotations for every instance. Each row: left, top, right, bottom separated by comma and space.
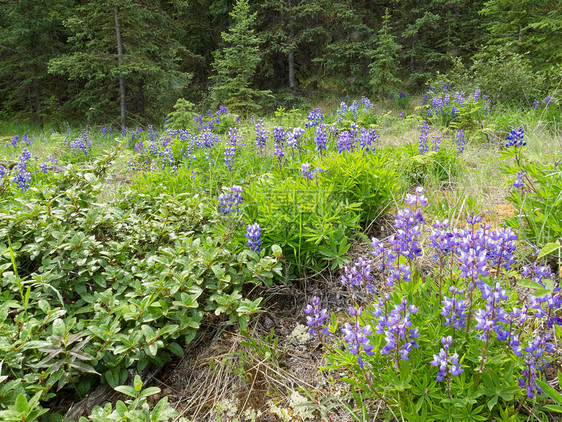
305, 109, 323, 128
358, 128, 378, 152
486, 227, 518, 271
456, 129, 465, 154
273, 126, 285, 158
245, 223, 262, 252
514, 171, 525, 188
314, 123, 327, 152
441, 287, 467, 329
255, 120, 268, 154
429, 336, 463, 382
12, 156, 32, 192
419, 122, 429, 154
0, 165, 7, 181
533, 99, 540, 109
505, 127, 525, 148
336, 131, 354, 154
218, 185, 244, 215
518, 334, 555, 398
304, 296, 329, 337
341, 257, 375, 294
428, 219, 458, 260
380, 298, 420, 367
342, 306, 374, 368
430, 135, 441, 152
545, 96, 553, 106
22, 134, 32, 146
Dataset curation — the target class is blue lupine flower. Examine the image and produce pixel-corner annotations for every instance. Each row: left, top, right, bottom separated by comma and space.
505, 127, 525, 148
304, 296, 329, 338
419, 122, 429, 154
245, 223, 262, 252
218, 185, 244, 215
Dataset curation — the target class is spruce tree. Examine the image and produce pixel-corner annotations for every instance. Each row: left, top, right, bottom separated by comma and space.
210, 0, 271, 116
369, 9, 401, 99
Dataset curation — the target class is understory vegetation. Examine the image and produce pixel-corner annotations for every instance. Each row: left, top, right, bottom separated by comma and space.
1, 83, 561, 421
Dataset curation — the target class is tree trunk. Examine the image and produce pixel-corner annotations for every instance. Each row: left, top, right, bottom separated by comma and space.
287, 0, 296, 92
114, 6, 126, 131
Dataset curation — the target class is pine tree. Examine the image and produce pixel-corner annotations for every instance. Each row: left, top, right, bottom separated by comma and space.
369, 9, 401, 99
48, 0, 189, 126
210, 0, 271, 116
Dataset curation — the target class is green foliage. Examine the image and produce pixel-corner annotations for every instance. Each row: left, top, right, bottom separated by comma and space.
210, 0, 271, 115
79, 375, 184, 422
502, 148, 562, 247
166, 99, 199, 131
0, 157, 281, 416
369, 9, 401, 99
245, 172, 361, 275
398, 143, 461, 187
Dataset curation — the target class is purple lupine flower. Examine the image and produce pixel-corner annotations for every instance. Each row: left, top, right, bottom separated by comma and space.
505, 127, 526, 148
12, 156, 32, 192
441, 287, 467, 329
245, 223, 262, 252
314, 123, 327, 152
514, 171, 525, 188
305, 108, 323, 128
429, 336, 463, 382
273, 126, 285, 158
456, 129, 465, 154
486, 227, 518, 271
380, 298, 419, 367
533, 99, 540, 109
430, 135, 441, 152
218, 185, 244, 215
429, 219, 458, 260
545, 96, 553, 106
22, 134, 32, 146
300, 162, 316, 181
518, 334, 555, 398
419, 122, 429, 154
39, 162, 50, 173
342, 306, 374, 368
358, 128, 378, 152
304, 296, 329, 337
341, 257, 375, 293
336, 131, 354, 154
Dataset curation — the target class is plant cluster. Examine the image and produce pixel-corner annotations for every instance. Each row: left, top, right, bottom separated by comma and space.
306, 188, 561, 420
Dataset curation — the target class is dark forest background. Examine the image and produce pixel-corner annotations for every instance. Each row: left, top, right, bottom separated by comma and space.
1, 0, 560, 127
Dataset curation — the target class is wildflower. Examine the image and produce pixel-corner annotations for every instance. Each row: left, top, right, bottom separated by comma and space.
218, 185, 244, 215
255, 120, 268, 154
304, 296, 329, 337
245, 223, 262, 252
342, 306, 374, 368
314, 123, 327, 152
456, 129, 465, 154
419, 122, 429, 154
505, 127, 525, 148
430, 336, 463, 382
513, 171, 525, 188
441, 287, 467, 329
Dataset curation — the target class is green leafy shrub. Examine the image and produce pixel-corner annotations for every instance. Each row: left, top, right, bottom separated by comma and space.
502, 145, 562, 247
0, 160, 281, 416
166, 98, 199, 131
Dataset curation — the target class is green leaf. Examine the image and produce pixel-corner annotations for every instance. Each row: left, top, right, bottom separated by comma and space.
169, 342, 184, 357
15, 394, 29, 413
114, 385, 137, 398
517, 279, 544, 290
139, 387, 161, 399
538, 242, 561, 259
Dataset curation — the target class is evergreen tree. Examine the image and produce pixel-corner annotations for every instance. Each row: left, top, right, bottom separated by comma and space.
0, 0, 74, 125
48, 0, 189, 126
369, 9, 401, 99
210, 0, 271, 115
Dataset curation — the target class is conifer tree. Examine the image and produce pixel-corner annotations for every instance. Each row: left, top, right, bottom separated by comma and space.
210, 0, 271, 116
369, 9, 401, 99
